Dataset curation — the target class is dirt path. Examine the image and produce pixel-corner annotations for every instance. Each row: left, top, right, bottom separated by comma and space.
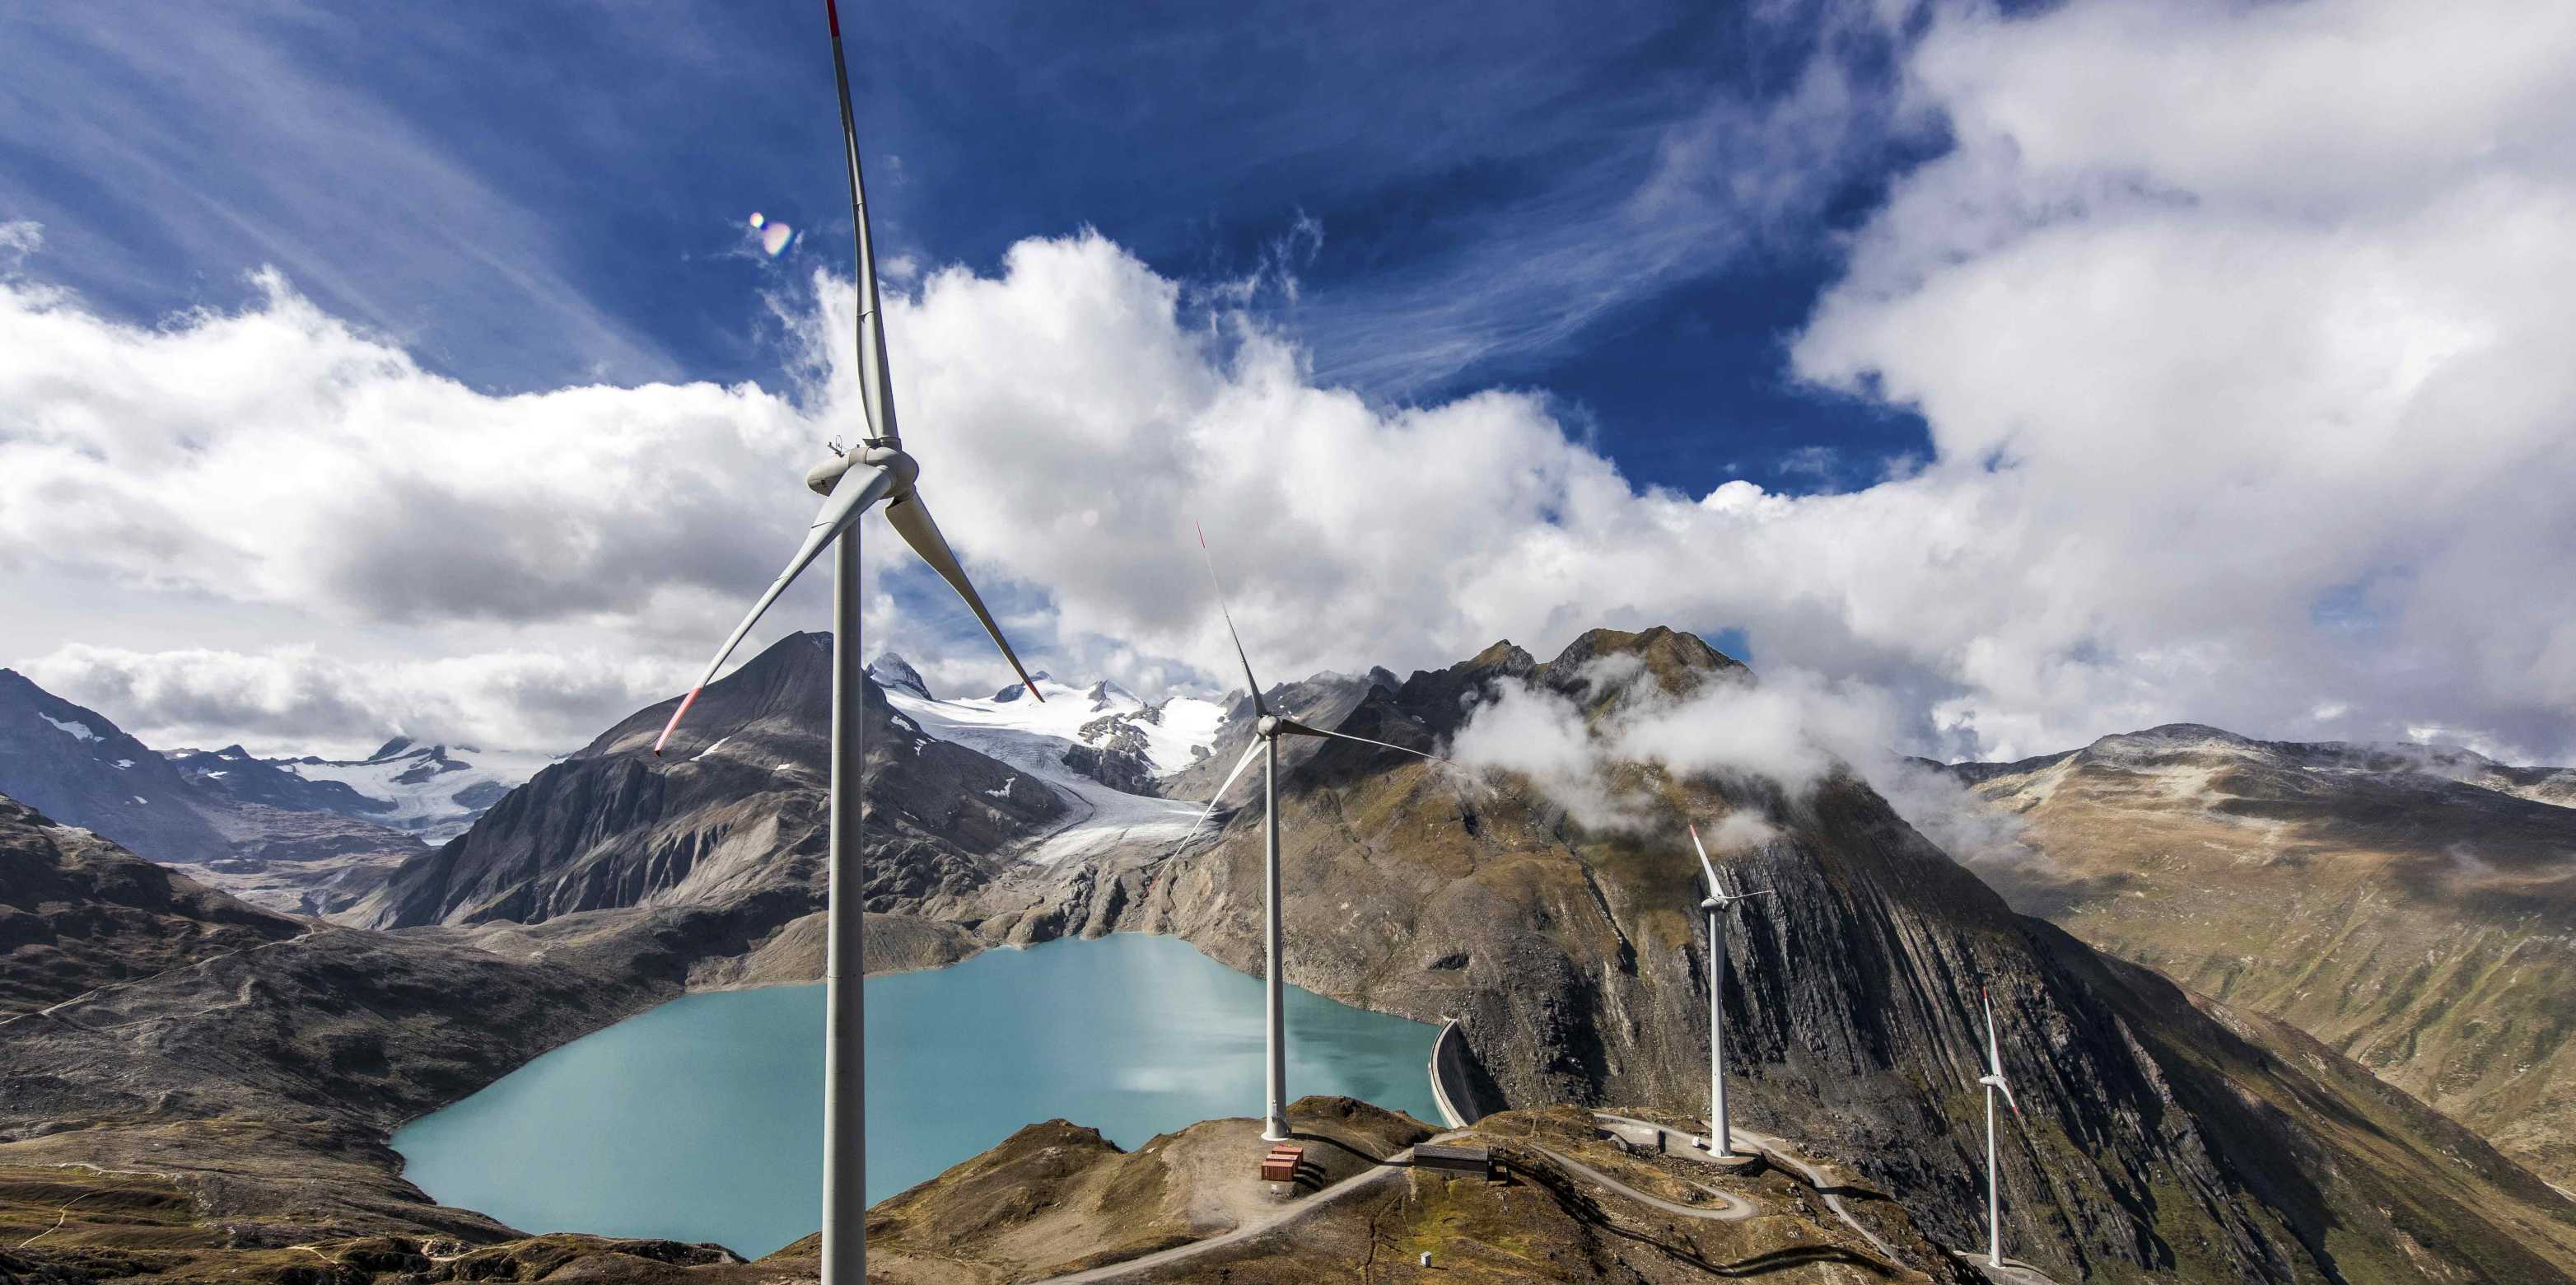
0, 929, 324, 1033
1525, 1143, 1756, 1221
1027, 1136, 1455, 1284
1591, 1113, 1904, 1264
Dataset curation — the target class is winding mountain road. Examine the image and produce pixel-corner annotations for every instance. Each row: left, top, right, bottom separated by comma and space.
1029, 1137, 1456, 1283
1527, 1142, 1757, 1221
1592, 1112, 1906, 1265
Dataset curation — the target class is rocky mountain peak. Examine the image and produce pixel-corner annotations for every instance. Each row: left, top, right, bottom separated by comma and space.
1463, 640, 1538, 674
993, 671, 1052, 703
867, 652, 935, 700
1538, 625, 1747, 706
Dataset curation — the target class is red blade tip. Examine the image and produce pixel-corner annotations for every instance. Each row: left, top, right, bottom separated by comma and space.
651, 687, 704, 758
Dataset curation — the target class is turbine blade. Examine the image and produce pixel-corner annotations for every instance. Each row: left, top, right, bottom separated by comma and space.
1998, 1078, 2022, 1119
1688, 823, 1725, 900
1188, 740, 1267, 837
1740, 889, 1777, 900
1195, 522, 1264, 715
824, 0, 898, 446
884, 488, 1041, 702
1984, 988, 2003, 1075
653, 464, 895, 755
1270, 717, 1446, 763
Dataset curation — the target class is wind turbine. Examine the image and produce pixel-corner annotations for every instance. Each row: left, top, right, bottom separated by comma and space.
1187, 525, 1444, 1142
1688, 822, 1773, 1157
650, 4, 1040, 1282
1976, 988, 2023, 1270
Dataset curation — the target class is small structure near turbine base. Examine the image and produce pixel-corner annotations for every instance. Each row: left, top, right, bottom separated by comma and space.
1412, 1143, 1501, 1183
1686, 1137, 1766, 1174
1258, 1143, 1306, 1185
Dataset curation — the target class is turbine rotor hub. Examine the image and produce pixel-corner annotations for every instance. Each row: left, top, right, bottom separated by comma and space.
1257, 713, 1282, 738
1700, 897, 1722, 912
861, 444, 918, 496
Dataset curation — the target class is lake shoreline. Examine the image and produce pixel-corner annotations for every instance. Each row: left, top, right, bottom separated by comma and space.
392, 931, 1444, 1258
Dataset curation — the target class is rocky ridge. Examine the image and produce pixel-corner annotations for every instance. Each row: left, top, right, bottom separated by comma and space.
959, 628, 2576, 1283
1922, 722, 2576, 1185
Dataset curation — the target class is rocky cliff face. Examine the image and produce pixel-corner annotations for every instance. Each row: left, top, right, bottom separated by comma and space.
0, 669, 236, 864
1922, 722, 2576, 1188
965, 629, 2576, 1283
357, 632, 1066, 932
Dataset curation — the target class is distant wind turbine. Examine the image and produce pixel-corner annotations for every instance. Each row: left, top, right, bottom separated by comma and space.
650, 3, 1041, 1282
1187, 524, 1444, 1142
1976, 988, 2023, 1269
1688, 822, 1774, 1157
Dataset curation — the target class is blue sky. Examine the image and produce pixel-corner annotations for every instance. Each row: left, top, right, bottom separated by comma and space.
2, 0, 1933, 499
8, 0, 2570, 766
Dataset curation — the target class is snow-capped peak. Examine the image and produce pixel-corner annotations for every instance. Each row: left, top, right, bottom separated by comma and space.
876, 671, 1230, 866
1082, 679, 1138, 712
992, 671, 1054, 703
282, 741, 558, 843
866, 652, 935, 701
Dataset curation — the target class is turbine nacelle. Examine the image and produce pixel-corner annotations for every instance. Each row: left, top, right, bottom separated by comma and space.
1257, 713, 1283, 739
1687, 822, 1775, 913
806, 444, 918, 498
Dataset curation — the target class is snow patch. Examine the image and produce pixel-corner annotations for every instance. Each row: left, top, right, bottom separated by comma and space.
113, 759, 134, 770
37, 713, 99, 742
883, 676, 1230, 866
286, 743, 556, 843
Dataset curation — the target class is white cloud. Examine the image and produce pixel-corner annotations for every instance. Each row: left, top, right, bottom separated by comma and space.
6, 0, 2574, 767
1451, 661, 1906, 830
1698, 811, 1778, 856
21, 643, 685, 759
0, 221, 40, 265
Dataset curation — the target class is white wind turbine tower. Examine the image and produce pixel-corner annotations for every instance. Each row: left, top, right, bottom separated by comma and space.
1976, 988, 2023, 1269
1188, 524, 1444, 1142
1688, 822, 1774, 1156
650, 3, 1041, 1282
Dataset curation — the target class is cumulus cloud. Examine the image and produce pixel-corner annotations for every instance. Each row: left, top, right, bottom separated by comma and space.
1450, 661, 1906, 830
21, 643, 687, 759
6, 0, 2574, 765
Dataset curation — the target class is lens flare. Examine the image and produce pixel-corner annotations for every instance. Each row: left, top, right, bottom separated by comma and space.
746, 213, 794, 258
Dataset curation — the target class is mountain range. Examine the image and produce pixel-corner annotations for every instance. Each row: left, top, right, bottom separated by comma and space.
0, 670, 450, 914
1923, 722, 2576, 1187
6, 631, 2575, 1282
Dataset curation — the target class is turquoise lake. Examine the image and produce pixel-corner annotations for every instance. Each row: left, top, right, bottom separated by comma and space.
391, 932, 1440, 1258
